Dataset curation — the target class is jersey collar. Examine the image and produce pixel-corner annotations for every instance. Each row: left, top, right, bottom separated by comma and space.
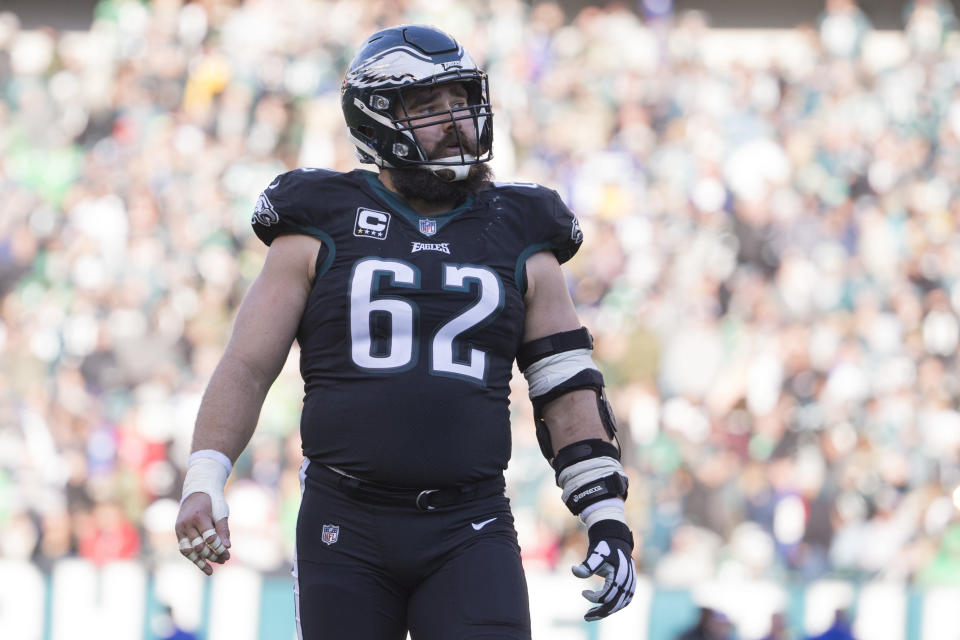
360, 170, 475, 234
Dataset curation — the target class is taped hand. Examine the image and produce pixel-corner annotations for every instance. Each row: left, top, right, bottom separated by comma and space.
175, 492, 231, 575
175, 453, 232, 575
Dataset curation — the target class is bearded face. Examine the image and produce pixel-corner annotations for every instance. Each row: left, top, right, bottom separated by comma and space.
387, 162, 493, 205
387, 82, 493, 205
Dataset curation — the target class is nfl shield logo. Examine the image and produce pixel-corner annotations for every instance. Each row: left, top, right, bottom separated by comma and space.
418, 218, 437, 236
322, 524, 339, 545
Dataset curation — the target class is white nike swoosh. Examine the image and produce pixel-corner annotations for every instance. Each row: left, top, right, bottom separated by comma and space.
471, 517, 497, 531
267, 180, 280, 189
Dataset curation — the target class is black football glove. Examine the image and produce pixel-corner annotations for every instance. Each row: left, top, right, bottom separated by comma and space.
571, 520, 636, 621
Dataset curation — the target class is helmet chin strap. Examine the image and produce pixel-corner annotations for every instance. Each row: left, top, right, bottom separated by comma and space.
422, 154, 477, 182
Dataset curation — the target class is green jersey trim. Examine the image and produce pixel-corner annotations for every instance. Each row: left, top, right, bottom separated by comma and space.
360, 170, 476, 235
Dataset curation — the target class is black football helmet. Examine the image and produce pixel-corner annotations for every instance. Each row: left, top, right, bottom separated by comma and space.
341, 25, 493, 181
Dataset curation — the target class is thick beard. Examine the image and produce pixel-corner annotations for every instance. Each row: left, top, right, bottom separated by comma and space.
388, 162, 493, 206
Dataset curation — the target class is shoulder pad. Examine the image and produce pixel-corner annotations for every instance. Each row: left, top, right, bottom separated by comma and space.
251, 168, 339, 246
493, 182, 582, 264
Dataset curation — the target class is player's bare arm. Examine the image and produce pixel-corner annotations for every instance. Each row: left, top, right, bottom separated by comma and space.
523, 250, 609, 449
175, 233, 321, 574
522, 249, 637, 621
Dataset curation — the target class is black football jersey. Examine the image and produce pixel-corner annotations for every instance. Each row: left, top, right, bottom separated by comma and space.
252, 168, 582, 486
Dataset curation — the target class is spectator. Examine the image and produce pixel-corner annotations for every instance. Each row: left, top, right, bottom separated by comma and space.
903, 0, 957, 54
806, 609, 857, 640
76, 500, 141, 564
153, 605, 198, 640
763, 612, 792, 640
817, 0, 872, 59
676, 607, 734, 640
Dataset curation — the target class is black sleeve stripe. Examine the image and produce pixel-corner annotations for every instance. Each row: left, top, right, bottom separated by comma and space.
529, 368, 604, 409
517, 327, 594, 371
552, 438, 620, 470
564, 473, 629, 515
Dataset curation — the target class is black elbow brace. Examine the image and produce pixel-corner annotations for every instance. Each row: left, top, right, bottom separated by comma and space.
517, 327, 618, 463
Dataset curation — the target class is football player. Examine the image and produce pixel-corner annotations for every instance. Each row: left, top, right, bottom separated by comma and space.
175, 24, 636, 639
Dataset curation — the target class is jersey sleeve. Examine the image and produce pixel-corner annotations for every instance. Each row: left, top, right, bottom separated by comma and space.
251, 169, 334, 246
519, 186, 583, 264
542, 188, 583, 264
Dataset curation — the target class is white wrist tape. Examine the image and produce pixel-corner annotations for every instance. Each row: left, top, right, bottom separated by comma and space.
579, 497, 627, 528
523, 349, 599, 399
189, 449, 233, 474
181, 449, 232, 521
557, 456, 625, 503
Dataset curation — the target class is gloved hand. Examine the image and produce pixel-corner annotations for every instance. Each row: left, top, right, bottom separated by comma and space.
571, 520, 636, 621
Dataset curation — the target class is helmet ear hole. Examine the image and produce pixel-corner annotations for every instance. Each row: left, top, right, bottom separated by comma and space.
357, 125, 375, 139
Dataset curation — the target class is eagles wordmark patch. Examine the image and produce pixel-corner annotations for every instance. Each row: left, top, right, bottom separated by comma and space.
411, 242, 450, 254
354, 208, 392, 240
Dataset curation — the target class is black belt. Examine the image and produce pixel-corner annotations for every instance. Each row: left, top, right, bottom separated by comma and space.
312, 463, 505, 511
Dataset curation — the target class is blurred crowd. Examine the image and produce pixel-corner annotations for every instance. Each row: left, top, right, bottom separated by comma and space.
2, 0, 960, 600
